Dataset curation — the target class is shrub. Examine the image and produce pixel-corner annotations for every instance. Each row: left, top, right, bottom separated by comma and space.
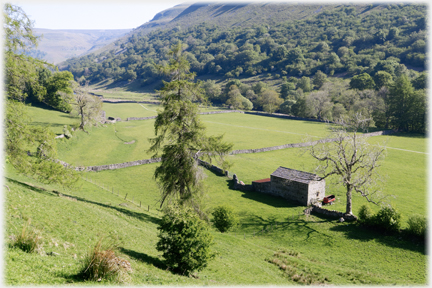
11, 219, 41, 253
212, 205, 239, 233
79, 237, 131, 282
373, 206, 401, 232
406, 214, 426, 237
358, 204, 374, 224
156, 204, 215, 275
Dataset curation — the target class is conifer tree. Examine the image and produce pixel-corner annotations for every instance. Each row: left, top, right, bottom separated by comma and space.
149, 42, 232, 208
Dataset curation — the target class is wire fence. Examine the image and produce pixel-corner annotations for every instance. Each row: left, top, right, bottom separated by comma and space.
81, 175, 158, 213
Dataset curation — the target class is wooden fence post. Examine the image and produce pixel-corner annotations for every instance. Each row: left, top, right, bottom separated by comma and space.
124, 193, 128, 200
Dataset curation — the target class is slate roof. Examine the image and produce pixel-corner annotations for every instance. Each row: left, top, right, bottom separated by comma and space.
271, 166, 322, 184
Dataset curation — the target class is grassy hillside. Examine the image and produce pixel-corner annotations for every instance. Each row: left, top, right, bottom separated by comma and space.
5, 105, 426, 285
32, 28, 131, 64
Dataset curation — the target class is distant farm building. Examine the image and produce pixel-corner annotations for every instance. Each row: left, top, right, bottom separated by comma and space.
252, 166, 325, 206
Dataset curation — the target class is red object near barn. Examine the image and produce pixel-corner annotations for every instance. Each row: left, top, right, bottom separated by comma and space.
323, 195, 335, 204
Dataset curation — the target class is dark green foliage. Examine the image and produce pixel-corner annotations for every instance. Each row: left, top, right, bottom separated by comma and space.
373, 206, 402, 232
279, 99, 296, 115
350, 73, 375, 90
156, 204, 215, 275
387, 75, 426, 132
357, 204, 374, 224
373, 71, 393, 90
279, 82, 296, 99
211, 205, 239, 232
43, 71, 75, 112
297, 76, 312, 93
411, 72, 427, 90
291, 95, 308, 117
406, 214, 426, 238
148, 42, 232, 207
312, 70, 327, 89
64, 4, 426, 88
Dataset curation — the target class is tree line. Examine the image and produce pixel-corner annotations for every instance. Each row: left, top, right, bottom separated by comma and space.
63, 4, 426, 86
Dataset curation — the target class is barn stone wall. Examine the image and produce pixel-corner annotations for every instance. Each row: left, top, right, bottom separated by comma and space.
270, 176, 310, 206
252, 181, 272, 193
307, 180, 326, 204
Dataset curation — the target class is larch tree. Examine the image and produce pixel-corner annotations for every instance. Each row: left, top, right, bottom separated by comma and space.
148, 41, 232, 209
308, 114, 386, 216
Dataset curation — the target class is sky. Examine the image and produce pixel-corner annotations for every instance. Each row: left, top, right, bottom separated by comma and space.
12, 0, 186, 30
12, 0, 417, 30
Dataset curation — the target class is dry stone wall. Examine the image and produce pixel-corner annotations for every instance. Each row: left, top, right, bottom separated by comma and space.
126, 116, 157, 121
125, 110, 244, 121
230, 130, 395, 155
60, 129, 395, 172
304, 204, 358, 221
245, 111, 325, 122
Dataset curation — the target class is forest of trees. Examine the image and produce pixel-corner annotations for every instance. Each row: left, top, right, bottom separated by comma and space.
62, 3, 427, 133
64, 4, 426, 83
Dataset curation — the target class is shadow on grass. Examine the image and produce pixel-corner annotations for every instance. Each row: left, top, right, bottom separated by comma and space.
53, 271, 84, 284
70, 196, 161, 225
5, 177, 54, 197
240, 190, 302, 208
241, 213, 334, 242
330, 224, 426, 254
386, 132, 426, 139
6, 177, 160, 225
31, 121, 67, 130
119, 247, 166, 269
224, 178, 303, 208
25, 100, 58, 111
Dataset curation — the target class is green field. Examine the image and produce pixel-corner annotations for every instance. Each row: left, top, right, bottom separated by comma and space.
103, 102, 160, 119
56, 113, 334, 166
5, 104, 427, 285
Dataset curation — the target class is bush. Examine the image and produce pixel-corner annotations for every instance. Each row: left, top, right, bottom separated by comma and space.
373, 206, 401, 232
406, 214, 426, 237
156, 204, 215, 275
79, 237, 131, 282
358, 204, 374, 224
11, 219, 41, 253
212, 205, 239, 232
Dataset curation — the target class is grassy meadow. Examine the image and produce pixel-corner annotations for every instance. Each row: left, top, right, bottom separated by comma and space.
5, 103, 427, 285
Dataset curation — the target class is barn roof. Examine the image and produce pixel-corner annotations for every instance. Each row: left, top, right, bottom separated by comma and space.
271, 166, 322, 184
252, 178, 271, 183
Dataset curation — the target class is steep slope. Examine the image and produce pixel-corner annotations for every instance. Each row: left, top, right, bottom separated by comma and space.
31, 28, 131, 64
62, 3, 426, 86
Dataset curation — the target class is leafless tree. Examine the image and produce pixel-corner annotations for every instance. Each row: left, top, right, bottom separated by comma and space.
308, 113, 386, 215
72, 83, 102, 132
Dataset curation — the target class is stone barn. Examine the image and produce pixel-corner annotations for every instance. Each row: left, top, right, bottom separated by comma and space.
252, 166, 325, 206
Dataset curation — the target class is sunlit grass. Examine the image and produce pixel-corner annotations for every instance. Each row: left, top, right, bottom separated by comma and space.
6, 104, 427, 285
